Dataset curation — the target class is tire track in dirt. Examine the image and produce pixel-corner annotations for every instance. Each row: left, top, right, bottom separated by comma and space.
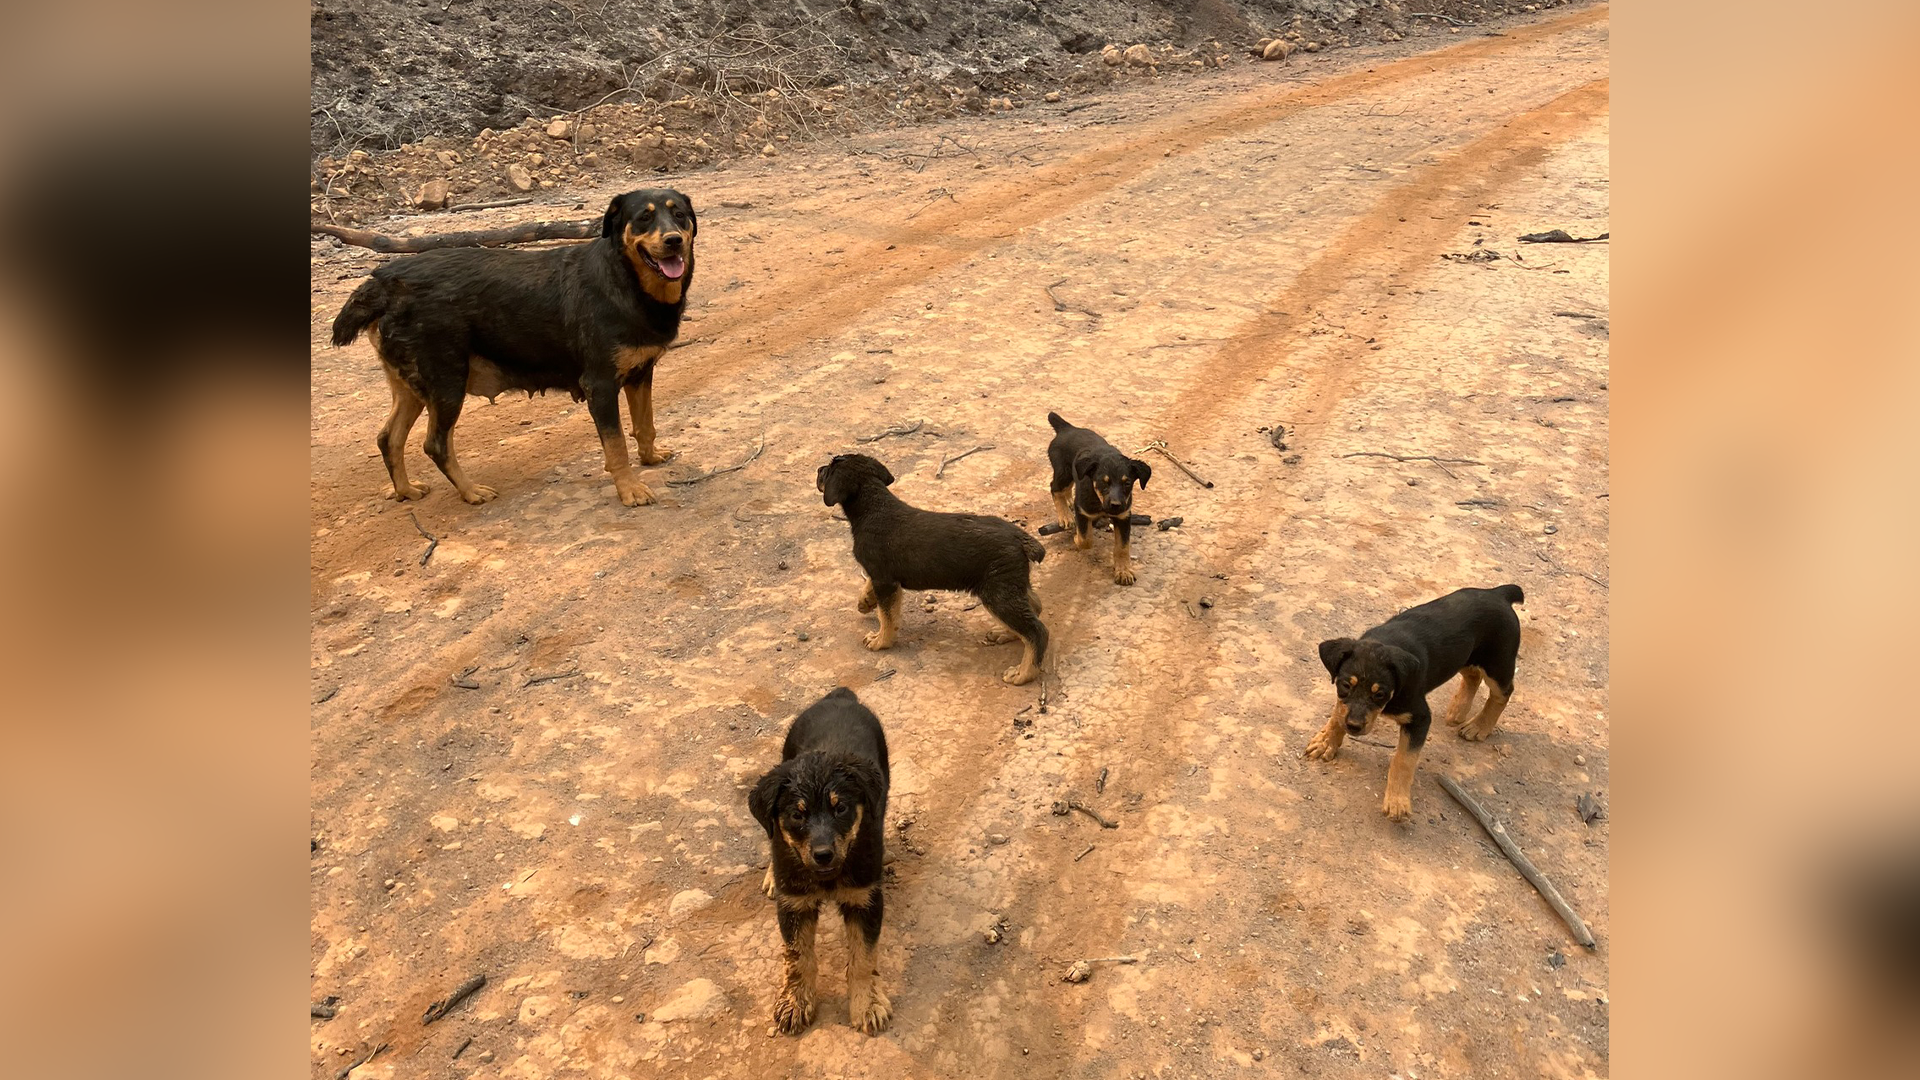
878, 77, 1612, 1075
669, 4, 1608, 385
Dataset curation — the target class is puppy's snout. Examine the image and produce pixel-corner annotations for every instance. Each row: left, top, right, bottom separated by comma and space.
810, 846, 835, 867
661, 232, 685, 251
1105, 484, 1130, 511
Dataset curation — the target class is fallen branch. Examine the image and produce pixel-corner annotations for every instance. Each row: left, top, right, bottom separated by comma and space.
447, 196, 534, 212
449, 665, 481, 690
856, 419, 925, 443
1519, 229, 1609, 244
904, 186, 958, 220
1136, 439, 1213, 489
935, 444, 993, 478
1342, 451, 1484, 468
667, 438, 765, 486
1063, 955, 1140, 982
1044, 278, 1102, 319
336, 1043, 388, 1079
523, 670, 582, 688
312, 218, 596, 253
1437, 775, 1595, 948
1051, 798, 1119, 829
421, 974, 488, 1025
408, 511, 438, 566
1075, 843, 1096, 862
1406, 11, 1466, 24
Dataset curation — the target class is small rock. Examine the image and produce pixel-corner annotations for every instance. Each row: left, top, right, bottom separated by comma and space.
1408, 478, 1419, 486
795, 630, 809, 641
652, 978, 728, 1022
1252, 1048, 1266, 1061
546, 119, 572, 139
1282, 453, 1302, 465
507, 164, 535, 192
1155, 516, 1184, 531
578, 123, 598, 141
988, 833, 1009, 845
1574, 754, 1587, 766
1063, 960, 1093, 983
761, 143, 778, 157
414, 178, 450, 210
1101, 45, 1123, 66
1262, 40, 1292, 61
1124, 43, 1153, 66
435, 150, 460, 167
580, 152, 600, 168
668, 888, 714, 919
1045, 91, 1061, 103
1544, 523, 1559, 534
1303, 41, 1322, 52
1197, 597, 1214, 609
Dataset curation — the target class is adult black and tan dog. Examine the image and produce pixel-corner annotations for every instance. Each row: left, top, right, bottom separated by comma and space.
329, 189, 695, 506
748, 687, 892, 1035
1304, 585, 1524, 821
817, 453, 1048, 685
1046, 411, 1152, 585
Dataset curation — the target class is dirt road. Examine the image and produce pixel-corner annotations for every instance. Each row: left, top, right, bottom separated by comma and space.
309, 6, 1610, 1077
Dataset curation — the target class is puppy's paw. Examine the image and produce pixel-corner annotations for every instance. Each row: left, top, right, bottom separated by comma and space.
1303, 732, 1341, 761
1113, 566, 1136, 586
1445, 710, 1472, 728
980, 628, 1017, 645
613, 475, 656, 507
856, 588, 877, 614
638, 445, 676, 466
863, 630, 895, 651
761, 865, 776, 899
1072, 532, 1093, 551
1382, 790, 1413, 822
1458, 724, 1493, 742
773, 989, 816, 1034
459, 484, 499, 505
852, 985, 893, 1034
1002, 664, 1038, 686
388, 481, 430, 501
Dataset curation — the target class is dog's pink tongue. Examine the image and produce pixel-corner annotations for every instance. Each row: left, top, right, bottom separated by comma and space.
657, 255, 686, 279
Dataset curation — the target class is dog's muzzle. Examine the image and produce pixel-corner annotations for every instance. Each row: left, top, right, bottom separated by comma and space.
1344, 707, 1375, 735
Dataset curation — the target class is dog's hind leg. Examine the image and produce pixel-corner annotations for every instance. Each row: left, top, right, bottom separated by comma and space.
856, 579, 878, 614
841, 889, 891, 1034
1460, 677, 1512, 742
1051, 486, 1074, 531
983, 582, 1047, 685
623, 365, 675, 465
773, 905, 820, 1034
864, 585, 902, 651
376, 367, 430, 500
422, 389, 498, 504
1443, 666, 1484, 728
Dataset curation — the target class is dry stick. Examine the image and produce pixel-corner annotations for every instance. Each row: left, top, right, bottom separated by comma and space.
935, 444, 994, 478
667, 438, 765, 486
904, 187, 957, 220
1080, 954, 1142, 964
1406, 11, 1466, 24
1053, 798, 1120, 829
447, 196, 535, 213
856, 418, 925, 443
523, 670, 582, 688
1137, 440, 1213, 489
1340, 451, 1485, 466
422, 974, 488, 1025
1044, 278, 1102, 319
336, 1043, 388, 1080
311, 218, 597, 253
1437, 775, 1596, 948
407, 511, 438, 566
1075, 843, 1096, 862
449, 665, 481, 690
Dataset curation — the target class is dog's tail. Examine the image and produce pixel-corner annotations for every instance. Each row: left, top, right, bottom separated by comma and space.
1046, 411, 1071, 433
1021, 531, 1046, 564
330, 276, 388, 347
1495, 583, 1525, 606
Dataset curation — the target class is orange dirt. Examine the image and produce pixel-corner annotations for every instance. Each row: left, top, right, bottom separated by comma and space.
310, 6, 1610, 1077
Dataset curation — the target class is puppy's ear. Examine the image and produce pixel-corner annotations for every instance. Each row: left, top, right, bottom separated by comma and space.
1130, 457, 1152, 489
748, 766, 787, 833
1318, 638, 1358, 678
601, 193, 628, 238
876, 461, 896, 487
1074, 451, 1099, 480
681, 194, 697, 238
833, 758, 888, 820
1380, 644, 1422, 697
821, 458, 856, 507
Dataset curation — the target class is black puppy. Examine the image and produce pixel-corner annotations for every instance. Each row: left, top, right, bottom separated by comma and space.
331, 189, 695, 506
1046, 412, 1152, 585
818, 453, 1048, 685
748, 687, 891, 1035
1304, 585, 1524, 821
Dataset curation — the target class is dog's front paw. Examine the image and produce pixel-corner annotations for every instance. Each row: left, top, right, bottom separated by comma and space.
1113, 566, 1136, 586
638, 445, 675, 466
459, 484, 499, 505
1382, 790, 1413, 822
1002, 664, 1038, 686
852, 984, 893, 1034
613, 475, 656, 507
1303, 732, 1341, 761
388, 481, 430, 501
1457, 723, 1492, 742
773, 989, 816, 1034
863, 630, 895, 651
1072, 532, 1092, 551
761, 865, 776, 899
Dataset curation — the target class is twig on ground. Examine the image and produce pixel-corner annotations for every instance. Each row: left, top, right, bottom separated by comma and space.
1519, 229, 1609, 244
447, 196, 535, 212
667, 438, 765, 486
336, 1043, 389, 1079
1341, 450, 1483, 480
1052, 798, 1119, 829
1136, 439, 1213, 489
856, 419, 925, 443
408, 511, 438, 566
1406, 11, 1466, 24
1063, 955, 1140, 982
904, 186, 957, 220
1437, 775, 1596, 948
312, 218, 597, 253
452, 1037, 473, 1060
422, 974, 488, 1025
523, 670, 582, 688
1095, 767, 1109, 794
1044, 278, 1102, 319
450, 665, 481, 690
935, 444, 994, 478
1553, 311, 1604, 319
1075, 843, 1096, 862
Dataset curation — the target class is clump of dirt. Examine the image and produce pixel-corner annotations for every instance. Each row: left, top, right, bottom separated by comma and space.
310, 0, 1563, 222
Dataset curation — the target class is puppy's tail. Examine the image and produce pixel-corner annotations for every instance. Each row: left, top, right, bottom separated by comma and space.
1020, 531, 1046, 564
1046, 411, 1071, 433
330, 277, 388, 347
1495, 583, 1525, 606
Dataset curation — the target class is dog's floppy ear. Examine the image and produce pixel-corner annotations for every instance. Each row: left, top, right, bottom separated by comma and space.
820, 458, 853, 507
748, 766, 787, 832
681, 193, 697, 238
1318, 638, 1358, 678
875, 460, 895, 486
832, 758, 887, 820
1074, 451, 1099, 480
1130, 457, 1152, 489
1380, 644, 1422, 697
601, 193, 629, 238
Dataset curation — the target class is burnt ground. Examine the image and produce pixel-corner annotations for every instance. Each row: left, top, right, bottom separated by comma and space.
311, 4, 1610, 1077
